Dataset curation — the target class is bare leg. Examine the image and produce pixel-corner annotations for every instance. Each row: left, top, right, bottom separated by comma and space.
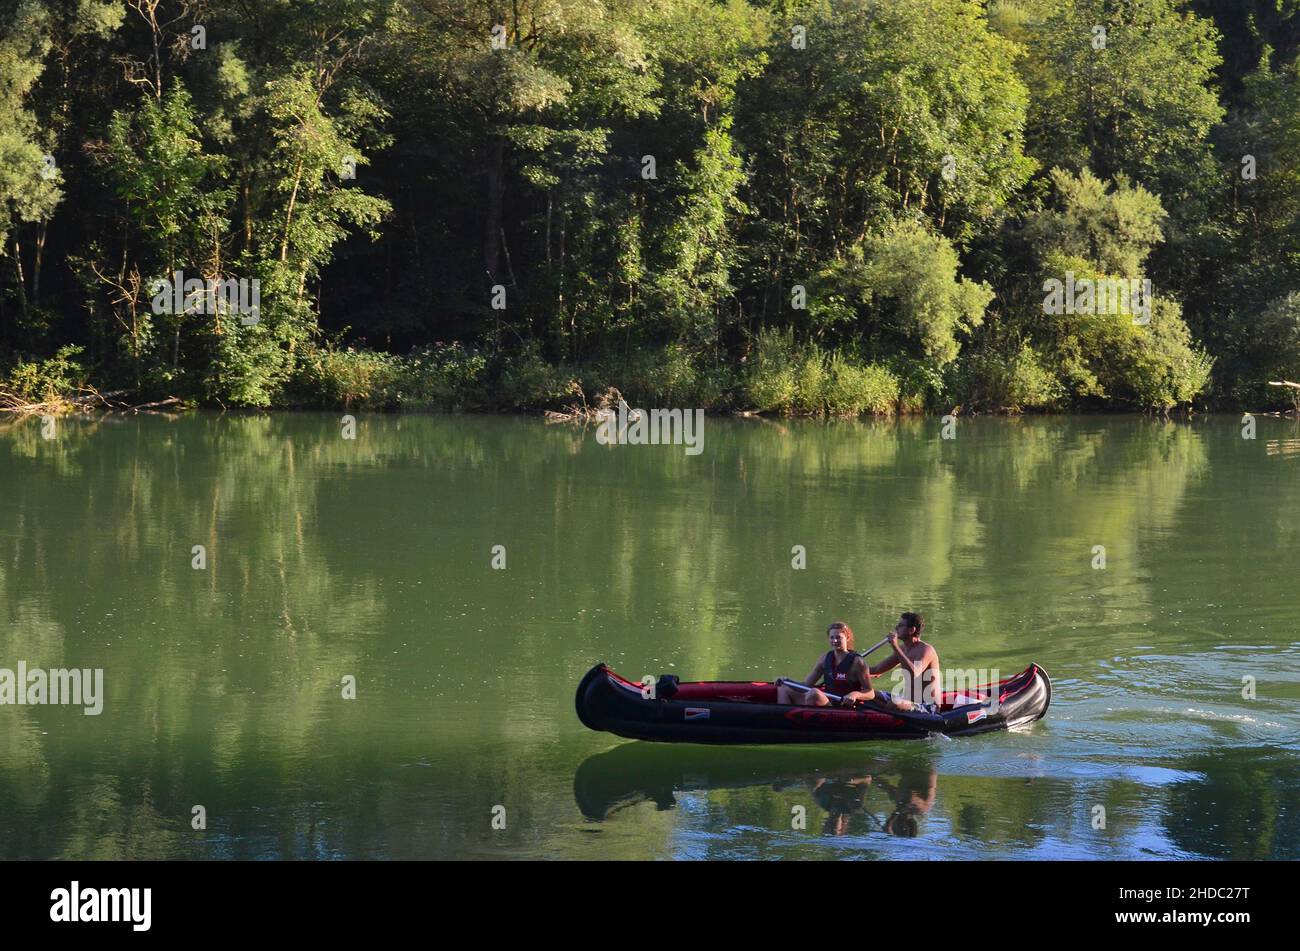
777, 683, 830, 706
875, 688, 914, 711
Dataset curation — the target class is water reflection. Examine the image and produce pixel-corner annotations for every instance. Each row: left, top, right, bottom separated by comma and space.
576, 743, 945, 839
2, 412, 1299, 858
1160, 749, 1300, 859
573, 740, 1300, 859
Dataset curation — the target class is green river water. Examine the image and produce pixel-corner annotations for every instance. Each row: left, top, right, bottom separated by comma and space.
0, 412, 1297, 859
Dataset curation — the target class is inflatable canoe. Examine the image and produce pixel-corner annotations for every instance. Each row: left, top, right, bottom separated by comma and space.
575, 663, 1051, 744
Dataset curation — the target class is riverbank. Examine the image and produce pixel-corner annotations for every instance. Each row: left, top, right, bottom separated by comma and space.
5, 327, 1277, 420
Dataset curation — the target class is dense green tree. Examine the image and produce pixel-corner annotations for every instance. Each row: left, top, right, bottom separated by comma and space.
1023, 169, 1212, 409
6, 0, 1300, 415
810, 219, 993, 367
1025, 0, 1223, 200
0, 0, 63, 347
104, 83, 227, 373
737, 0, 1033, 332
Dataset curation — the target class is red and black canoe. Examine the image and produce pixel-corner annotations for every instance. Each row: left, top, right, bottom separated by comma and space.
575, 663, 1051, 744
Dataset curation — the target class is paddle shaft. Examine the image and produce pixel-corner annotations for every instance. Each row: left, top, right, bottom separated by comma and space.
860, 636, 891, 659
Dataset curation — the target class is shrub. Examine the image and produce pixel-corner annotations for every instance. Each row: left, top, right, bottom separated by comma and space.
391, 343, 488, 411
295, 347, 401, 409
1227, 292, 1300, 410
0, 345, 88, 406
602, 344, 736, 409
1118, 303, 1214, 410
792, 349, 829, 414
742, 327, 799, 411
823, 354, 900, 416
495, 342, 575, 410
954, 343, 1064, 412
743, 328, 898, 416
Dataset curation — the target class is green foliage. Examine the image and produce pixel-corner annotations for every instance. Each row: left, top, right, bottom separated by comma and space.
296, 346, 400, 409
821, 354, 902, 417
292, 342, 489, 411
1027, 0, 1224, 194
495, 342, 576, 410
105, 81, 229, 380
792, 348, 829, 414
592, 344, 735, 409
1119, 302, 1215, 411
1218, 291, 1300, 408
742, 327, 898, 416
1, 344, 86, 403
812, 219, 993, 365
393, 343, 490, 411
648, 123, 750, 343
1195, 45, 1300, 402
739, 0, 1034, 291
953, 343, 1064, 413
1001, 169, 1214, 410
0, 0, 1284, 414
0, 0, 60, 250
106, 83, 228, 271
743, 326, 799, 411
1028, 169, 1166, 277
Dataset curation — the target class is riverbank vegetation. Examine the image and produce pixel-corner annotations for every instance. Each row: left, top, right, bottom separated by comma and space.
2, 0, 1299, 416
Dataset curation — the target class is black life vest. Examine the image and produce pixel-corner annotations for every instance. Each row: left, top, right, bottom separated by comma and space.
821, 650, 866, 693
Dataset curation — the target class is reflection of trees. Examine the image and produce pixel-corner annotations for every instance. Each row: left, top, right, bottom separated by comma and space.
0, 414, 383, 857
0, 412, 1255, 858
929, 418, 1209, 667
1162, 751, 1300, 859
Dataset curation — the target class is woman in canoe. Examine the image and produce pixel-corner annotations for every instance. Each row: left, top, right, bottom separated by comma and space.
776, 621, 877, 707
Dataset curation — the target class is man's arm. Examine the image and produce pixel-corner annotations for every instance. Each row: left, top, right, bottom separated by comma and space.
888, 640, 921, 678
924, 649, 941, 706
869, 655, 900, 678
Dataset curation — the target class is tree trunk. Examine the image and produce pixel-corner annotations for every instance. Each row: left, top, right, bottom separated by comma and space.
281, 158, 306, 262
33, 222, 46, 305
12, 240, 28, 325
484, 137, 506, 283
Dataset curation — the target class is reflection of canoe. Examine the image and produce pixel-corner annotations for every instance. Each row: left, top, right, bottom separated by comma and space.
574, 741, 916, 821
575, 663, 1051, 744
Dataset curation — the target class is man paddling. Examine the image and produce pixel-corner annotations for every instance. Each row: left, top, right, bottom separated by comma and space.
869, 612, 941, 713
776, 621, 877, 707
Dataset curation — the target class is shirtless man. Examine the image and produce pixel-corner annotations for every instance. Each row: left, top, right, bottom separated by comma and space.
869, 612, 941, 713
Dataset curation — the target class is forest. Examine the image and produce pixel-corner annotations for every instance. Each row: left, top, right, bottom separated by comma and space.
2, 0, 1300, 415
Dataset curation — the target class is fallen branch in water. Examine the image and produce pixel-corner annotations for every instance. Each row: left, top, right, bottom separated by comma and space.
113, 396, 182, 414
1267, 381, 1300, 413
0, 389, 104, 416
544, 382, 625, 424
0, 386, 179, 417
